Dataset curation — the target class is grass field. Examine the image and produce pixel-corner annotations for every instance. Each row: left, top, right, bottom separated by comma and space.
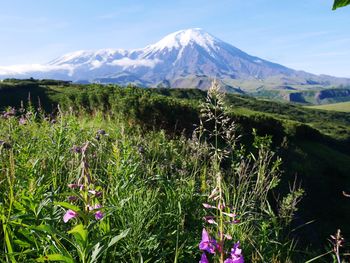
307, 101, 350, 112
1, 79, 350, 262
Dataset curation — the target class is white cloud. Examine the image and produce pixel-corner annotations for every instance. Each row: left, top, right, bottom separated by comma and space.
108, 58, 161, 68
0, 64, 75, 76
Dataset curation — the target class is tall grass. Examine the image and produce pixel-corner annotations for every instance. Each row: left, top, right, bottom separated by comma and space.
0, 87, 306, 262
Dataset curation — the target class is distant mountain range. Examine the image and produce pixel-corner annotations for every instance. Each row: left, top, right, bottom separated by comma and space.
1, 28, 350, 93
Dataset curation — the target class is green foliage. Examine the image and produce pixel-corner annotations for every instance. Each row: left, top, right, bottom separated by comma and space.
0, 79, 350, 260
333, 0, 350, 9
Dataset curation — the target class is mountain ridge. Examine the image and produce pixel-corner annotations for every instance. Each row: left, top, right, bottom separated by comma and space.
1, 28, 350, 91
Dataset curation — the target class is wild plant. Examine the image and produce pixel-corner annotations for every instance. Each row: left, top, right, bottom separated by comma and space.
195, 81, 303, 262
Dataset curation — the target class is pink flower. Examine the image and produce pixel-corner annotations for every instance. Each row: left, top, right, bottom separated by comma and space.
204, 216, 218, 225
199, 253, 209, 263
224, 234, 233, 240
222, 212, 236, 218
199, 228, 218, 254
19, 117, 27, 125
224, 242, 244, 263
203, 203, 216, 209
63, 209, 78, 223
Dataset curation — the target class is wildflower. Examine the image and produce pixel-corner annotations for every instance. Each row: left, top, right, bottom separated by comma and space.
199, 228, 217, 254
2, 108, 16, 118
199, 253, 209, 263
203, 203, 216, 209
71, 145, 82, 154
224, 242, 244, 263
95, 210, 104, 220
89, 204, 104, 220
218, 202, 226, 210
222, 212, 236, 218
63, 209, 78, 223
204, 216, 218, 225
19, 116, 27, 125
224, 234, 232, 240
68, 196, 78, 201
88, 190, 102, 197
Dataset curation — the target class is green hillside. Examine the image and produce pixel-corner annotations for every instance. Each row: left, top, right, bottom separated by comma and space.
307, 101, 350, 112
1, 79, 350, 262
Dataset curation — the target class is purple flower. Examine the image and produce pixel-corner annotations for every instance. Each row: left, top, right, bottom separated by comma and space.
88, 190, 102, 197
224, 242, 244, 263
19, 117, 27, 125
68, 196, 78, 201
199, 228, 217, 254
71, 145, 82, 154
199, 253, 209, 263
89, 204, 104, 220
95, 210, 104, 220
63, 209, 78, 223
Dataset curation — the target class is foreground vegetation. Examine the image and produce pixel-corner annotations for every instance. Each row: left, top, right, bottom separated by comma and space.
0, 79, 350, 261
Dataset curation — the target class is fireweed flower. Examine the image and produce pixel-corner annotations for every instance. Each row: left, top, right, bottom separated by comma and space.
203, 203, 216, 209
224, 242, 244, 263
199, 253, 209, 263
199, 228, 218, 254
94, 210, 103, 220
19, 116, 27, 125
2, 108, 16, 119
68, 196, 78, 201
63, 209, 78, 223
89, 204, 104, 220
88, 190, 102, 197
204, 216, 218, 225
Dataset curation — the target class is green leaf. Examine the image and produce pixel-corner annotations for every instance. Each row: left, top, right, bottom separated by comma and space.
108, 229, 130, 248
36, 254, 75, 263
54, 201, 81, 212
32, 224, 54, 234
333, 0, 350, 10
68, 224, 88, 243
90, 242, 104, 263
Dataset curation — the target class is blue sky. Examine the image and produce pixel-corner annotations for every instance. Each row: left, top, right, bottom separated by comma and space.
0, 0, 349, 77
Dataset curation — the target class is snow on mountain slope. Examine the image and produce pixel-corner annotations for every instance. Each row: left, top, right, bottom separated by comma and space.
1, 28, 350, 89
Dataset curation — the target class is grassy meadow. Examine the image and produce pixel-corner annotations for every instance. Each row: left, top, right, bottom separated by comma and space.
0, 79, 350, 262
307, 101, 350, 112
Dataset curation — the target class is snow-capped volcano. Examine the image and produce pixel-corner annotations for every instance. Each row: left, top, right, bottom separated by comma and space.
1, 28, 349, 90
144, 28, 219, 52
